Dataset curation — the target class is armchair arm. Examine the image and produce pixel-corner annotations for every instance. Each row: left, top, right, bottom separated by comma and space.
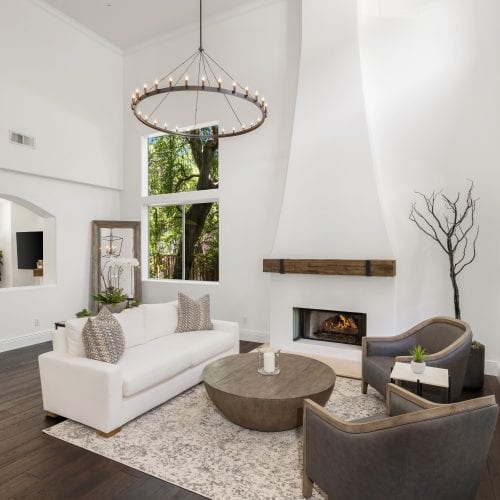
38, 351, 123, 432
385, 383, 440, 416
363, 331, 415, 358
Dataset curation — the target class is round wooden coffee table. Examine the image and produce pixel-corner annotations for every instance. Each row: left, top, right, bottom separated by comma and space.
202, 353, 336, 431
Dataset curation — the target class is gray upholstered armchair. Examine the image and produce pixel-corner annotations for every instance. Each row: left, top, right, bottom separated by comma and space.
303, 384, 497, 500
362, 316, 472, 402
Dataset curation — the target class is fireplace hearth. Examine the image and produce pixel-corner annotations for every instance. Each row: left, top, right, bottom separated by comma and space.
293, 307, 366, 346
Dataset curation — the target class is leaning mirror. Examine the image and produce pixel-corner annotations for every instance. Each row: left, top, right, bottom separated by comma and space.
91, 221, 141, 314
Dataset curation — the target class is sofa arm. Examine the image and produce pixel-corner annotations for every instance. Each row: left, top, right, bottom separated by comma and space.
212, 319, 239, 349
38, 351, 123, 432
386, 383, 440, 416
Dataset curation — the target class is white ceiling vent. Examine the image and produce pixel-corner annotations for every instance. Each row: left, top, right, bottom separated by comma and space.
9, 130, 36, 149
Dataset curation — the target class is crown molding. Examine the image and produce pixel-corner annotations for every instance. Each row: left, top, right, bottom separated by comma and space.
124, 0, 283, 56
30, 0, 122, 56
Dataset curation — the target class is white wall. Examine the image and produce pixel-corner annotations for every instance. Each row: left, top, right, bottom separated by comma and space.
358, 0, 500, 374
0, 0, 122, 351
0, 200, 12, 288
121, 0, 301, 340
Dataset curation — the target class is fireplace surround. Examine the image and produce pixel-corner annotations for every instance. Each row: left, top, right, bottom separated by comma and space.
293, 307, 367, 346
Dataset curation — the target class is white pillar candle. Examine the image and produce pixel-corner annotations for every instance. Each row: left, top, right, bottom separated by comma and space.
263, 351, 275, 373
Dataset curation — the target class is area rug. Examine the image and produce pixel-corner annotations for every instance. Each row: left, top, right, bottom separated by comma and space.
44, 377, 384, 499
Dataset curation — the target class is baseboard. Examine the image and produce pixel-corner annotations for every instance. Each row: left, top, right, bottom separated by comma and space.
240, 329, 269, 343
0, 330, 53, 353
485, 359, 500, 378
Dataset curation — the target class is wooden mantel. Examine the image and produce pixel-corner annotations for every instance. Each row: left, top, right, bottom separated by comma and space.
263, 259, 396, 277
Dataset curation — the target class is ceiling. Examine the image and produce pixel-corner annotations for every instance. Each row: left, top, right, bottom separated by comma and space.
41, 0, 254, 50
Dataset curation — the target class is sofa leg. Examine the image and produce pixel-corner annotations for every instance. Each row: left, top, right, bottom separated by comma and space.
96, 427, 122, 438
362, 381, 368, 394
303, 475, 314, 498
45, 411, 59, 418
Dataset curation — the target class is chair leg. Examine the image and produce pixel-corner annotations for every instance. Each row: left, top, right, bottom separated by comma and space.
45, 411, 59, 418
96, 427, 122, 438
362, 381, 368, 394
303, 474, 314, 498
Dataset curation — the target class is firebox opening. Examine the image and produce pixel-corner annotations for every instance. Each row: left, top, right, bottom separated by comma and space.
293, 307, 366, 346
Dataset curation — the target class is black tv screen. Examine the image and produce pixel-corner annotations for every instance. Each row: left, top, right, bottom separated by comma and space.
16, 231, 43, 269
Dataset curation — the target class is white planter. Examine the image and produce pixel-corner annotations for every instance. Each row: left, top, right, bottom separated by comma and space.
411, 360, 426, 374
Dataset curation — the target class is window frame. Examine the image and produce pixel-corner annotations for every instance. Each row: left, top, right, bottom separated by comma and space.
141, 126, 220, 284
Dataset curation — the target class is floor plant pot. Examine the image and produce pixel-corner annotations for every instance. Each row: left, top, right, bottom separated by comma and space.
463, 343, 485, 390
411, 360, 426, 374
104, 301, 127, 314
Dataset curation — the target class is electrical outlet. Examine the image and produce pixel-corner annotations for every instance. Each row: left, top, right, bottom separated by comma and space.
34, 319, 40, 327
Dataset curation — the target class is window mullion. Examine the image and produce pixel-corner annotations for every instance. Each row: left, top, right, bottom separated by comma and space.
182, 204, 186, 280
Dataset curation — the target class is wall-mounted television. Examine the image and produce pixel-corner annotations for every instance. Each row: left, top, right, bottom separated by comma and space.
16, 231, 43, 269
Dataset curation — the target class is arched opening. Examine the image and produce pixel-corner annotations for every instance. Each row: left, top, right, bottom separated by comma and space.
0, 195, 56, 288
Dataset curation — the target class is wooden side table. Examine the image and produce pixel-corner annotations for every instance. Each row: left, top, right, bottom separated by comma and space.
390, 361, 450, 402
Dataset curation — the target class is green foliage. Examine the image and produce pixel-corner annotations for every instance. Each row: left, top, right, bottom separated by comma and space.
471, 340, 484, 350
147, 127, 219, 281
76, 308, 92, 318
409, 344, 426, 363
92, 287, 128, 305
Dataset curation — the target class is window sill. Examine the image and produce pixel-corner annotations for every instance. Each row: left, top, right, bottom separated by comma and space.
142, 279, 219, 286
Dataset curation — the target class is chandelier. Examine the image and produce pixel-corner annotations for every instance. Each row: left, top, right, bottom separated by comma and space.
130, 0, 268, 139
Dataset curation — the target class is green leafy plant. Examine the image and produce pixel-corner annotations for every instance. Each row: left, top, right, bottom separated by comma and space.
471, 340, 484, 350
410, 345, 426, 363
76, 308, 91, 318
92, 286, 128, 305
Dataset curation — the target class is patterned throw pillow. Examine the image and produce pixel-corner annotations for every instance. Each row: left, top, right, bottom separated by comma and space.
82, 307, 126, 364
175, 292, 213, 333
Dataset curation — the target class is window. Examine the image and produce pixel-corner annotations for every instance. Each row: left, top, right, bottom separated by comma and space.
143, 126, 219, 282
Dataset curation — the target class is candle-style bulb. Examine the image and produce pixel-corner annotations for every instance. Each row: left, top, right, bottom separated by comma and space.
169, 77, 173, 87
144, 115, 148, 121
245, 86, 249, 97
143, 83, 148, 94
221, 128, 225, 135
232, 81, 236, 93
232, 127, 236, 133
164, 122, 168, 129
138, 111, 142, 116
217, 78, 222, 90
154, 79, 159, 89
201, 76, 205, 88
185, 76, 189, 87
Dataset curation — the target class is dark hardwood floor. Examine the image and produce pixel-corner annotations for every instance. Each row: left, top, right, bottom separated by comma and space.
0, 341, 498, 499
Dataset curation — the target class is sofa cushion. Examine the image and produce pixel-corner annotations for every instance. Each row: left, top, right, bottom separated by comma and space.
118, 329, 235, 397
141, 302, 178, 341
65, 317, 89, 356
175, 292, 213, 332
113, 307, 146, 349
82, 307, 125, 364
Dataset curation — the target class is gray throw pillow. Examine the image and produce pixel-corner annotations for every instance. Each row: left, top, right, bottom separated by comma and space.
175, 292, 213, 332
82, 307, 126, 364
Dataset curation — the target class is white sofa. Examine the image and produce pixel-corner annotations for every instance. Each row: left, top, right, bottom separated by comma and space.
38, 301, 239, 435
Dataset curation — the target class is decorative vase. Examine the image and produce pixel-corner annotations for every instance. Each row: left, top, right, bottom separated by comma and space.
257, 346, 281, 376
104, 301, 127, 314
463, 343, 485, 390
411, 360, 426, 374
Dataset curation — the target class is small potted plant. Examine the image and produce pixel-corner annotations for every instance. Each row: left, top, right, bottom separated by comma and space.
92, 286, 128, 314
409, 345, 426, 374
75, 308, 92, 318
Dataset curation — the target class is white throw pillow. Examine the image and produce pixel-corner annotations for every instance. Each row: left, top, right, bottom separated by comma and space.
113, 307, 146, 349
65, 317, 89, 357
142, 302, 178, 341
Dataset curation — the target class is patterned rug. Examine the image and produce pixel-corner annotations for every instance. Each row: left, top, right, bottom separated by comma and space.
44, 377, 385, 499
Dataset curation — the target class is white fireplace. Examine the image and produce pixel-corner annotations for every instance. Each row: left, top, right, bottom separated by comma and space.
268, 0, 396, 362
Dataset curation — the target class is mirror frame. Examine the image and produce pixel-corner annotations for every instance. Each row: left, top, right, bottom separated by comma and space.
91, 220, 141, 314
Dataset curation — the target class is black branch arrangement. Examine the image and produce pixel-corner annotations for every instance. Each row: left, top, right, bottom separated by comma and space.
409, 180, 479, 320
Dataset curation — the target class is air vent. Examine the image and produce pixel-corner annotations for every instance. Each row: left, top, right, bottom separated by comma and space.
9, 130, 35, 148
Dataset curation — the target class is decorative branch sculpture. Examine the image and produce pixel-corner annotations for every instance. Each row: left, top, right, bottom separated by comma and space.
409, 181, 479, 319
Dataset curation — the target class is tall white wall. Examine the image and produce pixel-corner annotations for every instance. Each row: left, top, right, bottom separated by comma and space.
0, 0, 122, 351
0, 200, 12, 288
121, 0, 301, 340
359, 0, 500, 375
